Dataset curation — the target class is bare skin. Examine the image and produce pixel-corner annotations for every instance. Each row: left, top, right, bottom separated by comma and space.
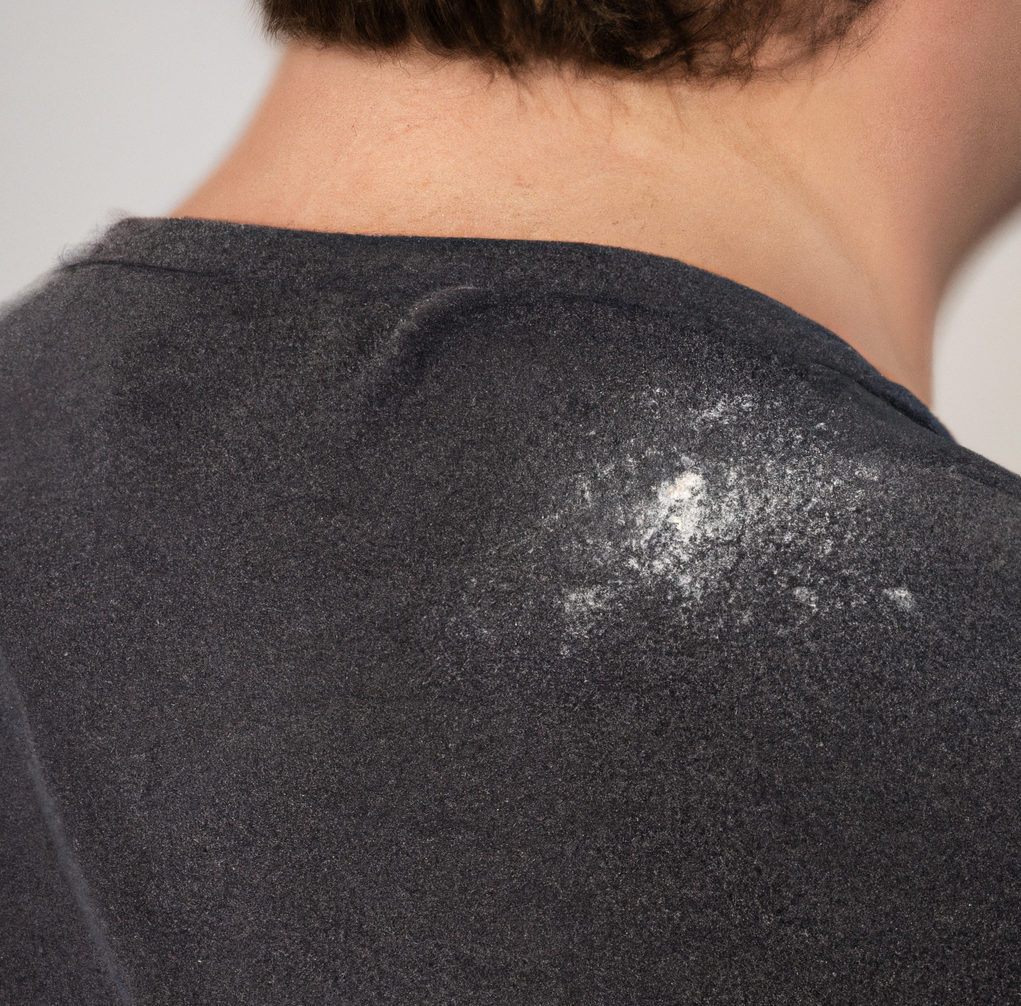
176, 0, 1021, 404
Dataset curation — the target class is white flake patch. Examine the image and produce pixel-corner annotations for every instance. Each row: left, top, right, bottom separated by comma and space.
627, 471, 707, 555
883, 587, 917, 612
793, 586, 819, 610
562, 586, 615, 638
550, 394, 901, 635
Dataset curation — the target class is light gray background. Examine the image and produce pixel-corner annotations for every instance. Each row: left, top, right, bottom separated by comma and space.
3, 0, 1020, 471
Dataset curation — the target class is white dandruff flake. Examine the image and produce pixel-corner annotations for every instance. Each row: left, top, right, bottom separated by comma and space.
542, 394, 907, 636
658, 471, 705, 542
660, 471, 704, 504
883, 587, 916, 612
793, 586, 818, 609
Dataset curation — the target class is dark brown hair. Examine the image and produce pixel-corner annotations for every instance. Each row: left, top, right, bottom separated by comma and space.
260, 0, 881, 78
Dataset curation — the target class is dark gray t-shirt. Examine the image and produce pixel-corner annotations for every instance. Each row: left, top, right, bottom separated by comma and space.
2, 218, 1020, 1004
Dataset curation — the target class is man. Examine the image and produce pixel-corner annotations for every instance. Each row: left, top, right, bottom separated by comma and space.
2, 0, 1020, 1001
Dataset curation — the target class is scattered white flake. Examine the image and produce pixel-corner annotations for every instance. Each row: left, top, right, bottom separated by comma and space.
883, 587, 917, 612
793, 586, 818, 610
564, 587, 608, 616
660, 471, 705, 540
661, 471, 704, 502
562, 586, 615, 637
691, 394, 756, 427
544, 392, 899, 637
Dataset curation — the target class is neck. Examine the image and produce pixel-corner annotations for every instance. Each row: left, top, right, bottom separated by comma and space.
175, 8, 1020, 404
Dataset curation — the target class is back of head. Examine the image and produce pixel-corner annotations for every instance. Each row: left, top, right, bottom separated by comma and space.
259, 0, 880, 78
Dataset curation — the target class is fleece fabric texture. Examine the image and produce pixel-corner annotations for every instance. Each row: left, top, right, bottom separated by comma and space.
1, 217, 1020, 1005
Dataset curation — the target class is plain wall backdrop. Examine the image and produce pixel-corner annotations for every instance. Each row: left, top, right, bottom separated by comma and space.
2, 0, 1020, 471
